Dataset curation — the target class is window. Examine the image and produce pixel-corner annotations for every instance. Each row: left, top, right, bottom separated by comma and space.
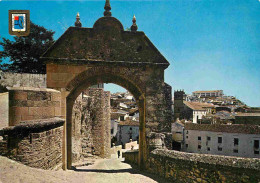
198, 145, 201, 150
186, 136, 188, 139
218, 137, 222, 143
218, 147, 222, 151
198, 136, 201, 141
207, 136, 211, 141
111, 129, 114, 134
234, 138, 239, 146
254, 151, 259, 155
254, 140, 259, 149
120, 116, 124, 121
233, 149, 238, 153
207, 147, 210, 151
186, 130, 189, 134
186, 144, 188, 148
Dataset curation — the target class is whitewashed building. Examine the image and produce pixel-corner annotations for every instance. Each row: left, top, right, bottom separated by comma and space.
192, 90, 224, 98
183, 101, 214, 123
117, 119, 139, 146
184, 123, 260, 158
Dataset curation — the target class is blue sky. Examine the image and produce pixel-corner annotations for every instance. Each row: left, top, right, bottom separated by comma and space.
0, 0, 259, 106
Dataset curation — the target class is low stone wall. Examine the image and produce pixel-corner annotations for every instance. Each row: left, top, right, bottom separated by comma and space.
0, 118, 64, 170
148, 149, 260, 183
0, 71, 46, 88
0, 92, 9, 129
122, 150, 139, 165
123, 149, 260, 182
8, 87, 61, 126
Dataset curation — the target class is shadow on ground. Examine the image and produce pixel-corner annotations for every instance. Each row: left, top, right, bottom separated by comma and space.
71, 162, 171, 183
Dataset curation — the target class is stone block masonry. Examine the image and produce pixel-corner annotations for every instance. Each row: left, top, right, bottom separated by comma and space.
124, 149, 260, 182
0, 118, 64, 170
149, 149, 260, 183
7, 87, 61, 126
71, 88, 111, 162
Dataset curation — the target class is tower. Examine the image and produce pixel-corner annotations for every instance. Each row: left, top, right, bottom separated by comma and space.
174, 90, 185, 121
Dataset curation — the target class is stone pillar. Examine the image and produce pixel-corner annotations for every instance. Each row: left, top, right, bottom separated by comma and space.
138, 95, 147, 170
103, 91, 111, 158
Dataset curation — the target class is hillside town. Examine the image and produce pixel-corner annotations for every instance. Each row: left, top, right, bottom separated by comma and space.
110, 89, 260, 159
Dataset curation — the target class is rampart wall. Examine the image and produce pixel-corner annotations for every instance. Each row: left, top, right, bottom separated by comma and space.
0, 71, 46, 88
123, 148, 260, 183
0, 118, 64, 170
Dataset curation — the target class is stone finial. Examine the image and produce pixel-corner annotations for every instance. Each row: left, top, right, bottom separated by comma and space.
104, 0, 112, 17
131, 15, 138, 32
75, 12, 82, 27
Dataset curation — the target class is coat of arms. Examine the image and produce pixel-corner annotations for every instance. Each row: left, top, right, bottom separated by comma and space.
9, 10, 30, 36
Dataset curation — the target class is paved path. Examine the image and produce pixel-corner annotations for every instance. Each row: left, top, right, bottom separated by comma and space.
0, 154, 169, 183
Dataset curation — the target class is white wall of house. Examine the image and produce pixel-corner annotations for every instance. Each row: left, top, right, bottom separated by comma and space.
110, 119, 119, 137
193, 110, 207, 123
125, 95, 134, 100
117, 125, 139, 146
184, 129, 260, 158
119, 103, 129, 109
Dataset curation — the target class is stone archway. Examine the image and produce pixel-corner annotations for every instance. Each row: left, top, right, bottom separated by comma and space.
66, 67, 146, 169
41, 0, 172, 170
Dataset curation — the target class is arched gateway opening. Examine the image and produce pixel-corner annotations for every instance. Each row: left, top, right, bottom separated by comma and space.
66, 70, 146, 169
41, 0, 172, 170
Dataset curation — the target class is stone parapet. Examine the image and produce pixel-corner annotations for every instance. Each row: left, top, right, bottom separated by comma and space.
152, 149, 260, 170
148, 149, 260, 182
0, 117, 64, 135
0, 71, 46, 89
123, 148, 260, 182
185, 123, 260, 134
0, 118, 64, 170
122, 150, 139, 165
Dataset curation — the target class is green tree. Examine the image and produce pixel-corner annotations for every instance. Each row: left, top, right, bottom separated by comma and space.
0, 22, 55, 74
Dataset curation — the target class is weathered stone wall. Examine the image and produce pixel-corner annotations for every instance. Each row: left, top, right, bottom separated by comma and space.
8, 87, 61, 126
71, 94, 84, 162
123, 149, 139, 165
145, 68, 172, 133
0, 71, 46, 88
88, 89, 111, 158
0, 92, 9, 129
0, 118, 64, 170
71, 88, 111, 162
103, 91, 111, 158
123, 149, 260, 183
